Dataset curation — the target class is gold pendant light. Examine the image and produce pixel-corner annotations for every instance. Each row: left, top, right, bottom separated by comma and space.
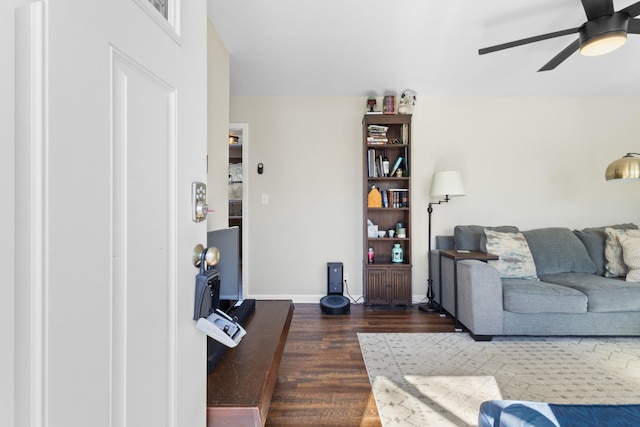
605, 153, 640, 181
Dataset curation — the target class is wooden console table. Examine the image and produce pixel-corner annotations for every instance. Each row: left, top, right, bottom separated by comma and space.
207, 300, 294, 427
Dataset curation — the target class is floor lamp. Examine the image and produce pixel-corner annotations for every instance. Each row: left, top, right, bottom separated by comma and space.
418, 171, 465, 313
605, 153, 640, 181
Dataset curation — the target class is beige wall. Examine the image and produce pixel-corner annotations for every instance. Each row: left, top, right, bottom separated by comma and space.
206, 21, 230, 231
230, 96, 640, 302
231, 97, 364, 302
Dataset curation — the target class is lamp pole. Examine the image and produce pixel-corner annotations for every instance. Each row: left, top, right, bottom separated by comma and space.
418, 195, 450, 313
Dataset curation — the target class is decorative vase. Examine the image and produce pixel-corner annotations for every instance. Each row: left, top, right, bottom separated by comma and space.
397, 104, 409, 114
391, 243, 403, 263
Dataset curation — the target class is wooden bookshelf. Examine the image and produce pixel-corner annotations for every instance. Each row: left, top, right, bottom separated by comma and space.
363, 114, 412, 306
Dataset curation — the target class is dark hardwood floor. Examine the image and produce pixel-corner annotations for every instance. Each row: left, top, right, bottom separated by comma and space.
265, 303, 455, 426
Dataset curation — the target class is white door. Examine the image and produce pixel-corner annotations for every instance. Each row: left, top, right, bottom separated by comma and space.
14, 1, 207, 426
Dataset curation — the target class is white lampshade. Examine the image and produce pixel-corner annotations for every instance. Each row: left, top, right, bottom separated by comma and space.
430, 171, 465, 197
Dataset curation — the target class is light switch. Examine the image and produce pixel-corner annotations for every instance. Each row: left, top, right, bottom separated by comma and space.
261, 193, 269, 205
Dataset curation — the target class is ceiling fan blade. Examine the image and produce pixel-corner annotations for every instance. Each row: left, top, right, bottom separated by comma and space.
628, 18, 640, 33
620, 1, 640, 18
479, 27, 580, 55
538, 39, 580, 72
581, 0, 614, 20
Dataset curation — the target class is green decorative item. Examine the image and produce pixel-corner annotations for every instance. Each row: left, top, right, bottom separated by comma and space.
391, 243, 403, 263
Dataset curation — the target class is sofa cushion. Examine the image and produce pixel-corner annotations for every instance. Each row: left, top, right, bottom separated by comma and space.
522, 227, 596, 275
484, 230, 538, 279
604, 228, 640, 278
502, 278, 587, 314
540, 272, 640, 312
574, 223, 638, 276
618, 233, 640, 282
453, 225, 519, 251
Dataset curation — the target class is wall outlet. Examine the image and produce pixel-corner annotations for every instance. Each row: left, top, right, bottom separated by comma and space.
343, 273, 348, 284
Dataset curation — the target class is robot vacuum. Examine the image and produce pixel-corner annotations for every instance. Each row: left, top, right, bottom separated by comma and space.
320, 262, 350, 315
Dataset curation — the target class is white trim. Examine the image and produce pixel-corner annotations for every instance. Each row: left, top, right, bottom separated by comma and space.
247, 294, 366, 304
244, 294, 428, 305
230, 123, 249, 300
131, 0, 182, 44
15, 1, 47, 425
167, 87, 178, 427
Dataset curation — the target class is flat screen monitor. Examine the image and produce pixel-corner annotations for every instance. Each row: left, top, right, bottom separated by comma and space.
207, 226, 242, 310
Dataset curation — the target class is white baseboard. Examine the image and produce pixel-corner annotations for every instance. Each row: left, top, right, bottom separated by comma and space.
244, 294, 429, 306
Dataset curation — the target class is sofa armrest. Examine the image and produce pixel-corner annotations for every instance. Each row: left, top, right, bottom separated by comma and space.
457, 260, 504, 337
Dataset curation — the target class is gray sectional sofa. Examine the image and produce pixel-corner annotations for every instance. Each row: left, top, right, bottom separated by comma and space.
433, 224, 640, 340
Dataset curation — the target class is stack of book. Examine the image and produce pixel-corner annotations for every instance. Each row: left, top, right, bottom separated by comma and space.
368, 153, 408, 178
377, 189, 409, 208
387, 189, 409, 208
367, 125, 388, 144
367, 149, 381, 177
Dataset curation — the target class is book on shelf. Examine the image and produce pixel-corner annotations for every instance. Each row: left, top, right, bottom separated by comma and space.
367, 127, 388, 144
381, 189, 389, 208
383, 96, 396, 114
367, 125, 388, 133
387, 189, 409, 208
390, 157, 404, 176
367, 149, 377, 177
403, 146, 409, 175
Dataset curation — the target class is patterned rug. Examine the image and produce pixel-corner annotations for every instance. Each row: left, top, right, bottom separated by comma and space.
358, 333, 640, 427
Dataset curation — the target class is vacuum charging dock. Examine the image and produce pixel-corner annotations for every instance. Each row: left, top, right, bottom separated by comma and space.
320, 262, 350, 315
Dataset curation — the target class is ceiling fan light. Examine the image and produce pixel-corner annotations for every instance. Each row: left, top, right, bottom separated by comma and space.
580, 32, 627, 56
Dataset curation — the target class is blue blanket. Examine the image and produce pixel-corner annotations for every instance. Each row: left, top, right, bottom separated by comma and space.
479, 400, 640, 427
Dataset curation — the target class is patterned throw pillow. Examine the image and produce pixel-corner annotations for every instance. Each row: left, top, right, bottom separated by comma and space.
618, 233, 640, 282
604, 228, 640, 277
484, 229, 538, 280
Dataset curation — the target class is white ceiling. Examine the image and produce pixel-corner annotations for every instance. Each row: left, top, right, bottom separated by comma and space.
207, 0, 640, 97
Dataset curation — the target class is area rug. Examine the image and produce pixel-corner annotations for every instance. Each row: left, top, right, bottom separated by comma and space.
358, 333, 640, 427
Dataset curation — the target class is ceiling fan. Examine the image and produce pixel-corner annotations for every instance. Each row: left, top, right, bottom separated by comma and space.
479, 0, 640, 71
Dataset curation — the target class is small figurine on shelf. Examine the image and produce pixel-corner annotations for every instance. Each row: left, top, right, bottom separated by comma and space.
398, 89, 417, 114
366, 96, 377, 113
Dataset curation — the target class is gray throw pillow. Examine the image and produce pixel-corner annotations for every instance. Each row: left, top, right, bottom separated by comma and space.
523, 227, 597, 275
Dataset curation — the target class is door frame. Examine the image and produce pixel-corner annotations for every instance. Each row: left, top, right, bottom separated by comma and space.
229, 122, 249, 298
